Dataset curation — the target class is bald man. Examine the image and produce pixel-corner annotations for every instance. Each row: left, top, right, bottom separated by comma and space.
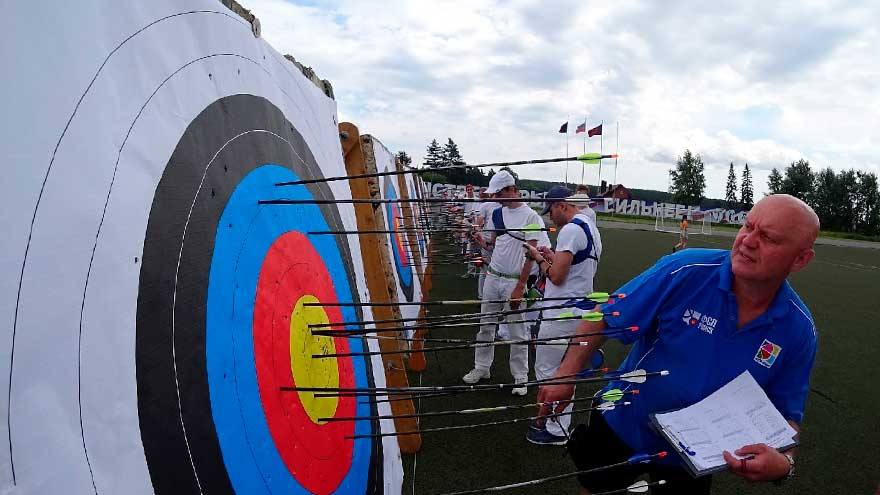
538, 194, 820, 494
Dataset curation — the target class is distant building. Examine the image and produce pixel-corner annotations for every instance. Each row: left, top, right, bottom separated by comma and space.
600, 182, 631, 200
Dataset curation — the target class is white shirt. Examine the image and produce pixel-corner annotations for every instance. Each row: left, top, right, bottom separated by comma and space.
483, 204, 542, 276
476, 201, 500, 257
544, 213, 602, 315
580, 206, 597, 223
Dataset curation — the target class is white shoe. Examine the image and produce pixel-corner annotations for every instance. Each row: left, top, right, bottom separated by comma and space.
462, 368, 490, 384
511, 377, 528, 396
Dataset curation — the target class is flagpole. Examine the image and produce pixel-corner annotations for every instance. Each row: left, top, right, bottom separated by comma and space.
564, 114, 570, 184
598, 119, 604, 191
614, 120, 619, 186
580, 113, 587, 185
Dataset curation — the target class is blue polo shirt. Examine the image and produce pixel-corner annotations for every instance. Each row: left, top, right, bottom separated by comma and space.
601, 249, 817, 465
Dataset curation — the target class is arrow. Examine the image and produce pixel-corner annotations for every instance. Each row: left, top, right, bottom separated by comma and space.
304, 291, 625, 308
345, 402, 630, 439
364, 369, 622, 405
282, 369, 668, 397
260, 196, 577, 206
312, 327, 635, 359
310, 319, 634, 338
308, 301, 610, 329
320, 389, 636, 422
274, 153, 620, 187
437, 453, 665, 495
306, 227, 557, 235
353, 329, 634, 347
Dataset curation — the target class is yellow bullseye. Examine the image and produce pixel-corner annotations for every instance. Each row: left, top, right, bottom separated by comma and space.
289, 295, 339, 424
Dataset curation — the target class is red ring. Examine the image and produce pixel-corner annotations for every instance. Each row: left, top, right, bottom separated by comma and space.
253, 231, 354, 494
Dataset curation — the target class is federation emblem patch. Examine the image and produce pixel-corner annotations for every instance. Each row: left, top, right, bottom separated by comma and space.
682, 309, 701, 326
754, 339, 782, 368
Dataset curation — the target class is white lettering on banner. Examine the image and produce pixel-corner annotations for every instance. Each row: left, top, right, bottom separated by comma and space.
424, 183, 750, 224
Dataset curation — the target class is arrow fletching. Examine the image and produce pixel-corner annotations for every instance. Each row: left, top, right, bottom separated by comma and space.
618, 369, 648, 383
601, 388, 625, 403
584, 311, 610, 321
626, 480, 651, 493
577, 153, 603, 164
585, 291, 610, 302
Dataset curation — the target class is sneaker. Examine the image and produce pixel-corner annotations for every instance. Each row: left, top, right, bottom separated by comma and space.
462, 368, 490, 384
511, 377, 528, 396
526, 426, 568, 446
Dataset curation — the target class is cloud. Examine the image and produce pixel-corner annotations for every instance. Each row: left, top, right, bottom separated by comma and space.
247, 0, 879, 199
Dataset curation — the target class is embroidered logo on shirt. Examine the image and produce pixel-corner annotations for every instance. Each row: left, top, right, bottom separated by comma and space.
682, 309, 717, 334
754, 339, 782, 368
682, 309, 701, 326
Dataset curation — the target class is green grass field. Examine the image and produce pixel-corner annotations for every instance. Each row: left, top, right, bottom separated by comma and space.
401, 225, 880, 494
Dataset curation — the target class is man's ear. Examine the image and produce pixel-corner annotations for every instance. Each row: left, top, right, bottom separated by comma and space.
789, 248, 815, 273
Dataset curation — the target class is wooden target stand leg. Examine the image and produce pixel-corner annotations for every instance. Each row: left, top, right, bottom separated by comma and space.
396, 166, 431, 372
339, 122, 421, 453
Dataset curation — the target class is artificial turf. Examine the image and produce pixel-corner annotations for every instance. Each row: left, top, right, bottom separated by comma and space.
400, 225, 880, 494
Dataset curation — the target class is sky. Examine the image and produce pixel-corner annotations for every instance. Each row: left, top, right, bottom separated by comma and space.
247, 0, 879, 198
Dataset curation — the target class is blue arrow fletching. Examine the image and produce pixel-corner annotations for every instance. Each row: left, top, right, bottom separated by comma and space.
627, 453, 655, 465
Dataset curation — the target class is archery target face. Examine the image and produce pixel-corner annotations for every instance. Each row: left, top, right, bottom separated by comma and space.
382, 174, 414, 302
136, 96, 379, 495
1, 2, 401, 493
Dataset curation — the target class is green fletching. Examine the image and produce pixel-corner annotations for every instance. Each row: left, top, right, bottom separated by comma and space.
581, 311, 605, 321
525, 288, 542, 308
601, 388, 625, 402
523, 223, 542, 231
577, 153, 603, 164
585, 291, 610, 302
558, 311, 575, 318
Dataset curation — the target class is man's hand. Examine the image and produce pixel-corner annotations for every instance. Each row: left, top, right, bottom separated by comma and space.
723, 444, 791, 482
523, 244, 541, 262
509, 282, 525, 310
537, 245, 553, 259
536, 381, 575, 418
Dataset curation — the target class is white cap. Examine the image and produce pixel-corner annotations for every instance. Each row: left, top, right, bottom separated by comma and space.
484, 170, 516, 194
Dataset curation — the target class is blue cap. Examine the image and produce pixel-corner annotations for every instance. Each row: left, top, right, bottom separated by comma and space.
541, 185, 573, 214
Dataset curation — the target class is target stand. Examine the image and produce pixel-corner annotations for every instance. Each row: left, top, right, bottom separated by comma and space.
339, 123, 422, 454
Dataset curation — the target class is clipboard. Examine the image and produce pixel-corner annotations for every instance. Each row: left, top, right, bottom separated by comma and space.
647, 371, 800, 478
649, 412, 798, 477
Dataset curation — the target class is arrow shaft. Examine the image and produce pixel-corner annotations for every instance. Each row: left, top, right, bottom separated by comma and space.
346, 404, 607, 439
275, 156, 581, 187
285, 370, 665, 397
323, 394, 621, 422
314, 328, 631, 358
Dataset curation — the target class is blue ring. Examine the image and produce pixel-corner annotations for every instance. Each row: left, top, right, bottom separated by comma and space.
205, 164, 371, 494
383, 181, 414, 292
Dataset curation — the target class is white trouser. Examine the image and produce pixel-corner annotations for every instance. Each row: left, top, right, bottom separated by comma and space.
477, 266, 487, 298
474, 273, 528, 381
535, 317, 580, 436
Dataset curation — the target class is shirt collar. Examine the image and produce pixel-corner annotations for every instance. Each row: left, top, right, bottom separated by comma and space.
719, 251, 793, 321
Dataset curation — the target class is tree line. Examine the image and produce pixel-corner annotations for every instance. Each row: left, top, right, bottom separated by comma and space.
669, 150, 880, 236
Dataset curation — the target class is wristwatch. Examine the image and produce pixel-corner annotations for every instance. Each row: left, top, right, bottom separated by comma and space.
773, 452, 795, 485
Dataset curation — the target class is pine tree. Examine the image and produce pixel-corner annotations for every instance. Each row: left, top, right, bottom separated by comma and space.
424, 139, 444, 168
443, 138, 465, 167
669, 149, 706, 206
740, 163, 754, 208
725, 162, 738, 208
396, 151, 412, 168
767, 168, 783, 194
